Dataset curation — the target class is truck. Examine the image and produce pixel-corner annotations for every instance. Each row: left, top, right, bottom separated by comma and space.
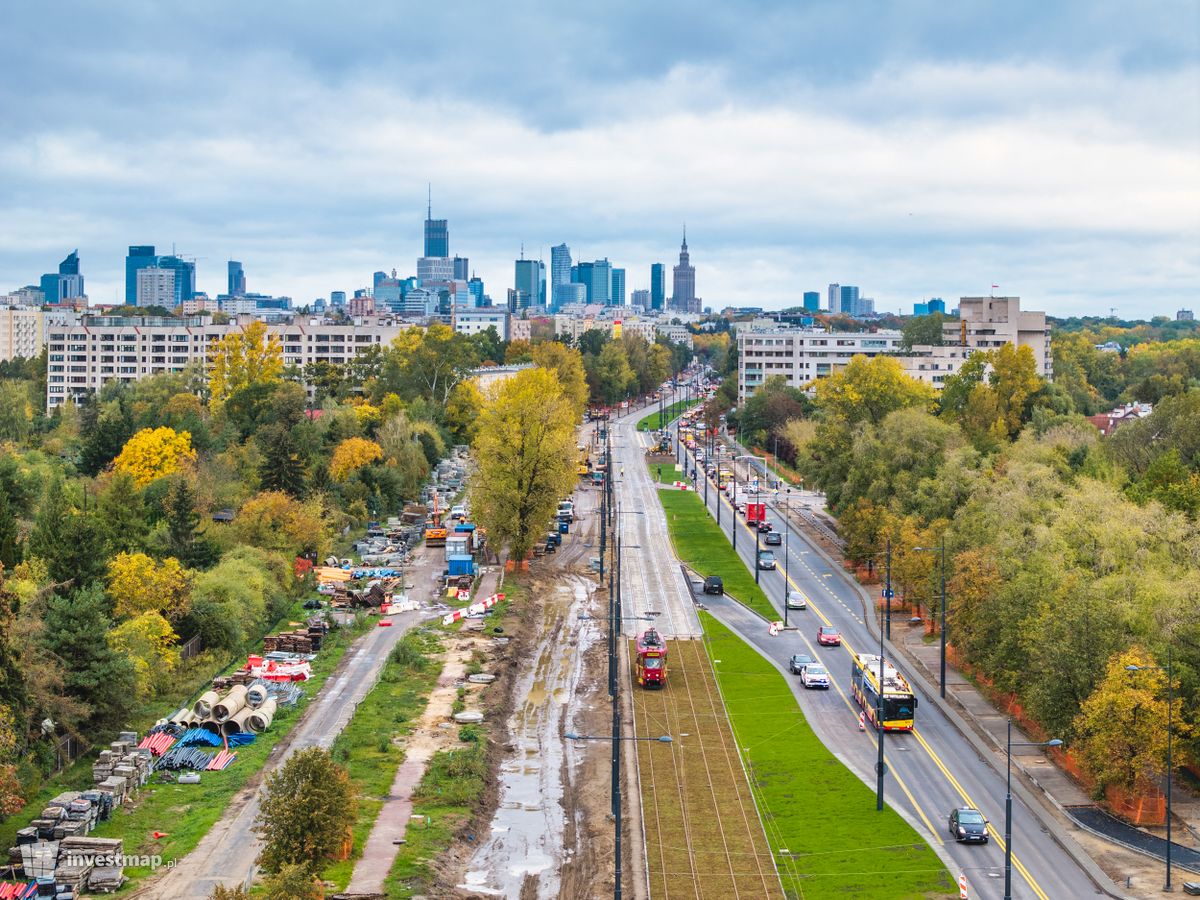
424, 492, 448, 547
557, 500, 575, 523
745, 502, 766, 526
634, 628, 668, 689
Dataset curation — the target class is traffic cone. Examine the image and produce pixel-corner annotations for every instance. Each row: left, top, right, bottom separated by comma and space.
858, 711, 865, 732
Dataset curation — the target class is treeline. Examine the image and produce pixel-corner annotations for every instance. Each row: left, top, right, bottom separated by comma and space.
787, 347, 1200, 798
0, 322, 499, 815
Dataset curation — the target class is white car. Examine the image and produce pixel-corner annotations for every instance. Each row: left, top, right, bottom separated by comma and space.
787, 590, 807, 610
801, 663, 830, 690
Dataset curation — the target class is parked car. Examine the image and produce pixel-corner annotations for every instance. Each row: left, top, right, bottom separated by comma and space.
949, 808, 989, 843
763, 532, 782, 546
786, 590, 807, 610
703, 575, 724, 595
756, 551, 776, 570
789, 653, 814, 674
817, 625, 841, 646
801, 663, 830, 689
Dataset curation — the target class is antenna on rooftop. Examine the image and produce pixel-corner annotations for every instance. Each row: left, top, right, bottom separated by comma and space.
427, 183, 432, 219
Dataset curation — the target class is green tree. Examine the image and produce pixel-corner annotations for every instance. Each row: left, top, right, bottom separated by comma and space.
27, 475, 71, 576
257, 423, 307, 497
586, 342, 636, 405
255, 747, 357, 875
261, 863, 321, 900
42, 584, 137, 731
375, 323, 479, 406
0, 484, 20, 570
79, 399, 133, 476
96, 470, 149, 554
811, 355, 935, 426
163, 477, 220, 569
470, 368, 577, 561
900, 312, 945, 350
531, 342, 589, 415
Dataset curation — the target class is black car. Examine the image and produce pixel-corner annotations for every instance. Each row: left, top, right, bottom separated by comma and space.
789, 653, 814, 674
949, 807, 989, 843
703, 575, 724, 595
763, 532, 782, 546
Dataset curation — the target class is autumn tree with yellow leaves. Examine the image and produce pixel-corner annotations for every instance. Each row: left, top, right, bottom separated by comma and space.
329, 437, 384, 482
107, 611, 180, 701
107, 552, 192, 622
112, 426, 196, 487
470, 367, 577, 561
208, 320, 284, 407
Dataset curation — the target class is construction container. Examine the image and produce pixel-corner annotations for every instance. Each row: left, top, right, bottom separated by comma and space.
445, 535, 471, 558
447, 554, 474, 577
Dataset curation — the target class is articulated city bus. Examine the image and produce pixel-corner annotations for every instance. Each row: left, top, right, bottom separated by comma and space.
851, 653, 917, 732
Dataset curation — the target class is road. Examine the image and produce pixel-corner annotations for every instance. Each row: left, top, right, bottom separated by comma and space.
663, 421, 1112, 900
139, 604, 433, 899
608, 407, 702, 639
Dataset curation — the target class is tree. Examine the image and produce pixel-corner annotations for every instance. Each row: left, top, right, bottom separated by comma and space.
469, 325, 505, 365
329, 437, 384, 482
0, 483, 20, 570
376, 413, 432, 500
261, 863, 322, 900
107, 611, 180, 701
113, 426, 197, 487
586, 342, 636, 405
233, 491, 329, 558
1074, 646, 1188, 795
375, 323, 478, 407
900, 312, 946, 350
42, 584, 137, 730
208, 320, 284, 407
811, 355, 936, 426
0, 381, 35, 444
988, 343, 1043, 438
470, 368, 577, 561
504, 339, 533, 363
107, 552, 192, 622
257, 423, 307, 497
26, 474, 70, 570
255, 747, 357, 875
163, 477, 220, 569
444, 380, 483, 445
207, 885, 250, 900
531, 342, 588, 415
1127, 449, 1200, 517
96, 470, 149, 554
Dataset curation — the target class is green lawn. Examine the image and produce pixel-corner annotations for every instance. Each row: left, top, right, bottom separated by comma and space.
656, 482, 777, 621
0, 605, 370, 889
636, 398, 701, 431
701, 612, 954, 900
323, 629, 445, 891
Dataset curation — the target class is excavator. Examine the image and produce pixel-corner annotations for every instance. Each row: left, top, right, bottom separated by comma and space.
423, 491, 448, 547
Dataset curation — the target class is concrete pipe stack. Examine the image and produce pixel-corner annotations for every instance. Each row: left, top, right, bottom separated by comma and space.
221, 708, 255, 736
246, 698, 276, 733
213, 685, 248, 723
193, 690, 220, 718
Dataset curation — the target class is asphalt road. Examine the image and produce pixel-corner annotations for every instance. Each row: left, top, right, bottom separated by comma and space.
639, 419, 1108, 900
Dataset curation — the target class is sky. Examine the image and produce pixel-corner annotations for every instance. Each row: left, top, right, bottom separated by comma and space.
1, 0, 1198, 319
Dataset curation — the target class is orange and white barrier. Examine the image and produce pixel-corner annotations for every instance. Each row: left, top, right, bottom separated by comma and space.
443, 592, 507, 626
958, 872, 968, 898
672, 481, 692, 490
767, 620, 783, 636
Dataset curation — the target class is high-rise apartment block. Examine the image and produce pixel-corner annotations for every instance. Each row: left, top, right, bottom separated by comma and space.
136, 268, 177, 308
228, 261, 246, 297
650, 263, 666, 310
1176, 309, 1193, 321
671, 230, 698, 312
40, 250, 86, 305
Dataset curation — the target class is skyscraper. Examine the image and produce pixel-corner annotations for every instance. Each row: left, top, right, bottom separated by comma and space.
550, 243, 572, 310
125, 246, 195, 306
802, 291, 820, 312
228, 260, 246, 297
514, 254, 544, 310
423, 187, 449, 258
839, 285, 859, 315
827, 284, 840, 310
126, 246, 157, 303
40, 250, 85, 305
650, 263, 666, 310
927, 298, 946, 314
590, 259, 612, 305
671, 228, 696, 312
468, 276, 485, 307
453, 256, 470, 280
610, 268, 626, 307
631, 289, 650, 308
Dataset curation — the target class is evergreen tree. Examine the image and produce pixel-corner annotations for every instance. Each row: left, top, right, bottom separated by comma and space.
164, 477, 220, 569
79, 400, 132, 477
26, 474, 70, 569
0, 484, 20, 570
42, 585, 137, 730
258, 423, 307, 497
96, 470, 149, 554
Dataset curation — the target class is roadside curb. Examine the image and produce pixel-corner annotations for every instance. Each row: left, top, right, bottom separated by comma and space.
793, 525, 1133, 900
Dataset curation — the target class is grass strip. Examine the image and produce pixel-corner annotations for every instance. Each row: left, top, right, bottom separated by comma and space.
655, 481, 777, 621
636, 398, 701, 431
700, 611, 954, 900
322, 629, 445, 891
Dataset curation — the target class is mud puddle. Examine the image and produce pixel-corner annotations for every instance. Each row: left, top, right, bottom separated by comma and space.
459, 576, 599, 898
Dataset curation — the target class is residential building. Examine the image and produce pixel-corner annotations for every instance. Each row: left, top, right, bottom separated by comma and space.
737, 327, 904, 403
1087, 402, 1153, 437
1178, 309, 1195, 322
802, 291, 820, 312
125, 246, 195, 306
40, 250, 86, 305
8, 286, 45, 306
136, 268, 177, 308
671, 230, 698, 312
932, 296, 1052, 381
0, 306, 45, 362
509, 317, 532, 342
550, 243, 572, 310
453, 256, 470, 281
45, 314, 409, 409
611, 268, 626, 307
453, 306, 510, 340
630, 289, 650, 309
656, 322, 694, 348
228, 260, 246, 297
180, 297, 218, 315
348, 295, 375, 317
650, 263, 666, 310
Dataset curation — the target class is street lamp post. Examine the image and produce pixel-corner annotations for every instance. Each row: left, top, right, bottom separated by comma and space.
783, 490, 791, 628
914, 537, 948, 699
1127, 649, 1175, 892
1005, 722, 1063, 900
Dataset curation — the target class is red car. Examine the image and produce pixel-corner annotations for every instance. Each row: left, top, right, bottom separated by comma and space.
756, 520, 773, 533
817, 625, 841, 646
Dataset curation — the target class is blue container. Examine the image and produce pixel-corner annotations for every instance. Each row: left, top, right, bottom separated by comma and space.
558, 520, 569, 534
447, 554, 474, 577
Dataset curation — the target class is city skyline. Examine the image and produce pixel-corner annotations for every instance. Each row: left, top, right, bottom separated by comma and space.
1, 1, 1196, 317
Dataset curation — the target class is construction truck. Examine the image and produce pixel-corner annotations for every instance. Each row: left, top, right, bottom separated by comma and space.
424, 491, 448, 547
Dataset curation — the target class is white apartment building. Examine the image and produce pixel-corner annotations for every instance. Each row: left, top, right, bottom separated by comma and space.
737, 295, 1052, 402
0, 306, 45, 362
452, 306, 510, 340
46, 314, 409, 409
136, 267, 176, 307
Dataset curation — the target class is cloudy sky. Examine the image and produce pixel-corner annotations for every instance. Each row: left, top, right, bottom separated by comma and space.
2, 0, 1197, 318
